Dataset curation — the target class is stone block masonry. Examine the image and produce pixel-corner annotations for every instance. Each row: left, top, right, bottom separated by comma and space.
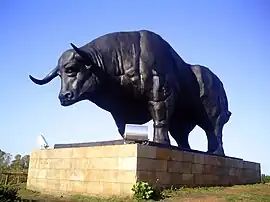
27, 143, 261, 197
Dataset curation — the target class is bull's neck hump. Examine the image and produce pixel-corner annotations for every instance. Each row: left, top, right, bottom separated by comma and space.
86, 48, 105, 71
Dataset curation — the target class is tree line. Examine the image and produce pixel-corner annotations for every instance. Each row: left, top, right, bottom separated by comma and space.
0, 149, 29, 173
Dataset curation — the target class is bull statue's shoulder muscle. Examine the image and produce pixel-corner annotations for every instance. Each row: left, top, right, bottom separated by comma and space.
82, 31, 144, 76
80, 30, 169, 87
79, 30, 187, 93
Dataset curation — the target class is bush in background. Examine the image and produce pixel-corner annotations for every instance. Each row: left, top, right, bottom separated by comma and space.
1, 149, 30, 173
0, 184, 20, 202
261, 174, 270, 184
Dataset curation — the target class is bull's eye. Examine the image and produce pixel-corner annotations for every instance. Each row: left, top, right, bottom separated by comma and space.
66, 68, 73, 73
65, 67, 78, 76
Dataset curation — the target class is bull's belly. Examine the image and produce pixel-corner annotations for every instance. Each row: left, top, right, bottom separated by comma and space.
115, 99, 152, 124
124, 112, 151, 125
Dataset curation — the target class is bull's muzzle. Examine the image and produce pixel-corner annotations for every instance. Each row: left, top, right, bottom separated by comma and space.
58, 91, 75, 106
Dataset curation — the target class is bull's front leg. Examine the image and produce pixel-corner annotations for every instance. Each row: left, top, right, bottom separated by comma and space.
111, 113, 126, 138
148, 75, 174, 145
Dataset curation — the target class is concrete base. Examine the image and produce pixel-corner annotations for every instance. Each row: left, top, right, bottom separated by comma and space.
27, 142, 261, 197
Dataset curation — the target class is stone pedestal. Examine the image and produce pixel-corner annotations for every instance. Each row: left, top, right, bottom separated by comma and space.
27, 143, 261, 197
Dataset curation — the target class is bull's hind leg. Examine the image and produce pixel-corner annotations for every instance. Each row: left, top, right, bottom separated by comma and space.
203, 130, 224, 156
196, 114, 224, 155
148, 75, 174, 145
169, 119, 196, 149
213, 111, 231, 156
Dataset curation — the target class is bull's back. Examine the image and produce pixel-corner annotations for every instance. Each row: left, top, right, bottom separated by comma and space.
138, 30, 203, 100
85, 30, 187, 84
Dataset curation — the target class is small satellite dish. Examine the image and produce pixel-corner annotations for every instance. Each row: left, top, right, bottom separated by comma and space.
124, 124, 149, 142
37, 134, 49, 149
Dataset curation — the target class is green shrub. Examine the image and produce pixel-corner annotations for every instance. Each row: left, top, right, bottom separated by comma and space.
261, 174, 270, 184
0, 184, 20, 202
132, 181, 155, 200
131, 181, 165, 200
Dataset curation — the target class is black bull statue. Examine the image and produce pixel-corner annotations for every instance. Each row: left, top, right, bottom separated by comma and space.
29, 30, 231, 156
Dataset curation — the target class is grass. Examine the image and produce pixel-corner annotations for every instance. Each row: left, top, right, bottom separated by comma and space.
14, 183, 270, 202
163, 184, 270, 201
220, 184, 270, 202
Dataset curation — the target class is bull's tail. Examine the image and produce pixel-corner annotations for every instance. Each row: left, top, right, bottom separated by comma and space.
219, 82, 232, 124
227, 111, 232, 118
224, 110, 232, 124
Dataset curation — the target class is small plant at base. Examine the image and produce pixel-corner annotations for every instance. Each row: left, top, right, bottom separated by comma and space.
132, 181, 154, 200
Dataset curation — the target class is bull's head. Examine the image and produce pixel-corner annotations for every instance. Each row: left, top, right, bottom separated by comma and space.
29, 44, 101, 106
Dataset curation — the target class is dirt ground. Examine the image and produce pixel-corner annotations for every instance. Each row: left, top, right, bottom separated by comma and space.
18, 183, 270, 202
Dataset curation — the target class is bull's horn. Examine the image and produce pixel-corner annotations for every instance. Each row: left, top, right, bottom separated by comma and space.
29, 66, 58, 85
70, 43, 91, 61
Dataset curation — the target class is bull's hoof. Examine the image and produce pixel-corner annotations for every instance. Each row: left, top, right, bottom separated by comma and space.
153, 138, 171, 145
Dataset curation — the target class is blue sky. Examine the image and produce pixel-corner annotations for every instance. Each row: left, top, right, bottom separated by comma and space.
1, 1, 269, 174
